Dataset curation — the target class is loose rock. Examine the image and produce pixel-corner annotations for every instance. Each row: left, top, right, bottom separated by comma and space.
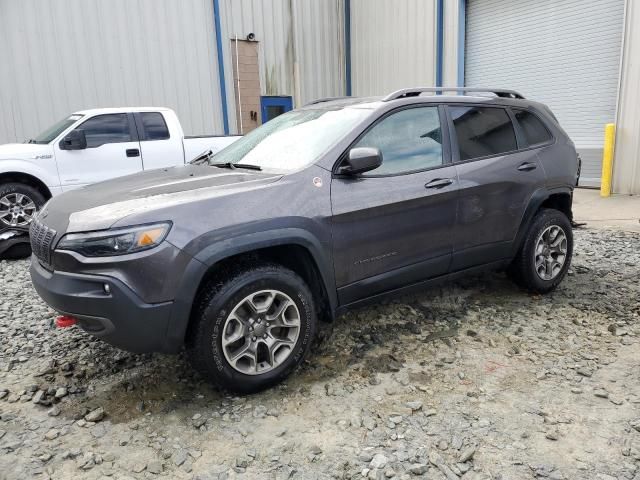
84, 407, 105, 423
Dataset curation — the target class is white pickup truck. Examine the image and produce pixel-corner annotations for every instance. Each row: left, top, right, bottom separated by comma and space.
0, 107, 238, 233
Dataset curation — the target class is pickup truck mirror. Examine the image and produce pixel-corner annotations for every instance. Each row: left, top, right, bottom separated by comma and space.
59, 129, 87, 150
339, 147, 383, 175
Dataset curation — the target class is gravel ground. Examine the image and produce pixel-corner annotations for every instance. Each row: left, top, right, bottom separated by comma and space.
0, 227, 639, 480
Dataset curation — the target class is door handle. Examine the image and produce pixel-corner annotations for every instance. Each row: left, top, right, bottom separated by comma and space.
425, 178, 454, 189
517, 162, 537, 171
126, 148, 140, 158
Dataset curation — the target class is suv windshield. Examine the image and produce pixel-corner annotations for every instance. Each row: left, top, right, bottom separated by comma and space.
28, 114, 83, 144
207, 107, 371, 172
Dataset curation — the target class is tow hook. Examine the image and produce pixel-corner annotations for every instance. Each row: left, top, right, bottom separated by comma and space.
55, 315, 77, 328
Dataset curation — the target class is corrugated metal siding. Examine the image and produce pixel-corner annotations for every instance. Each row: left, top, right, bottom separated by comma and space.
219, 0, 344, 133
294, 0, 346, 105
613, 0, 640, 194
351, 0, 437, 96
220, 0, 294, 108
465, 0, 625, 187
442, 0, 461, 87
0, 0, 224, 143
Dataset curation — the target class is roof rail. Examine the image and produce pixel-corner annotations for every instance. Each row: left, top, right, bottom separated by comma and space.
304, 96, 351, 106
382, 87, 525, 101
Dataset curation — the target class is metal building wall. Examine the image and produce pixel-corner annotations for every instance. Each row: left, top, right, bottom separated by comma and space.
0, 0, 225, 144
293, 0, 346, 106
613, 0, 640, 194
219, 0, 345, 133
464, 0, 625, 188
442, 0, 462, 87
350, 0, 437, 96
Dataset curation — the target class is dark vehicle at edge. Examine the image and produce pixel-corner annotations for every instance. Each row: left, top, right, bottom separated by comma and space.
29, 87, 580, 393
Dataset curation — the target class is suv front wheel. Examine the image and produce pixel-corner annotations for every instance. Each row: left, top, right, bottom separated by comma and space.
509, 208, 573, 293
187, 264, 317, 393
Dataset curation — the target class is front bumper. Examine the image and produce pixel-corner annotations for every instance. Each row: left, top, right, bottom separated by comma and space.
30, 258, 178, 354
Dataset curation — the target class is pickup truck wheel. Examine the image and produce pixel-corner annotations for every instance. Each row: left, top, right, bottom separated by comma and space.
509, 208, 573, 294
0, 183, 46, 229
187, 265, 317, 393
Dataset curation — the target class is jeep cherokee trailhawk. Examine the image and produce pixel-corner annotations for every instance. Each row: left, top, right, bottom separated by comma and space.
29, 87, 579, 393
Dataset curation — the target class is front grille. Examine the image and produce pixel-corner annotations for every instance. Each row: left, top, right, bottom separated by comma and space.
30, 220, 56, 269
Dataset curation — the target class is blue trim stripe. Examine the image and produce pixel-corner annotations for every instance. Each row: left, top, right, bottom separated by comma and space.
435, 0, 444, 88
457, 0, 466, 87
213, 0, 229, 135
344, 0, 352, 96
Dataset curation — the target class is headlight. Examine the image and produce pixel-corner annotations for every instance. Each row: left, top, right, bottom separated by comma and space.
57, 222, 171, 257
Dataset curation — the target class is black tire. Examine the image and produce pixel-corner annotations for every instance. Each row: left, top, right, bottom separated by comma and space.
186, 264, 317, 394
508, 208, 573, 294
2, 243, 33, 260
0, 182, 47, 259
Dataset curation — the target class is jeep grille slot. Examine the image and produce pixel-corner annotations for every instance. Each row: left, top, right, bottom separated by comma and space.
30, 220, 56, 269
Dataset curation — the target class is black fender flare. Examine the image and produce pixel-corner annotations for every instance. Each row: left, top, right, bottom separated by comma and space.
164, 228, 336, 351
510, 186, 573, 258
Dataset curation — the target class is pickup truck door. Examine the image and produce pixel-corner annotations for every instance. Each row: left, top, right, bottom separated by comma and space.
331, 105, 458, 306
133, 112, 185, 170
54, 113, 143, 190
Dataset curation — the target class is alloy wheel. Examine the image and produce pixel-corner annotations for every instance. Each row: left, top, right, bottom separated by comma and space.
534, 225, 568, 281
0, 193, 38, 228
221, 289, 301, 375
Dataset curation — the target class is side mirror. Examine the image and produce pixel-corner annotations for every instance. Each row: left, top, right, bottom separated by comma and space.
59, 130, 87, 150
339, 147, 383, 175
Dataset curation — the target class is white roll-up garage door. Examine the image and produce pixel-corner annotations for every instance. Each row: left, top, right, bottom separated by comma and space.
465, 0, 625, 187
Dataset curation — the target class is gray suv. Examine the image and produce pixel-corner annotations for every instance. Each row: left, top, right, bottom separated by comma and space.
29, 87, 579, 393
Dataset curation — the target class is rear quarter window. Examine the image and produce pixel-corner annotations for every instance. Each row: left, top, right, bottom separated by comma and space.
513, 109, 553, 147
140, 112, 170, 141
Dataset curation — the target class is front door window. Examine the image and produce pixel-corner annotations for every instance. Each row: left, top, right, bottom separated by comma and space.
353, 106, 443, 175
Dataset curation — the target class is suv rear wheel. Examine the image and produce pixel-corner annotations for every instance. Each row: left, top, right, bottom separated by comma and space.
187, 264, 317, 393
509, 208, 573, 293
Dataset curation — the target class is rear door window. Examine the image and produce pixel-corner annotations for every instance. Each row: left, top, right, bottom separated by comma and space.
140, 112, 170, 141
449, 106, 517, 161
78, 114, 132, 148
513, 109, 553, 147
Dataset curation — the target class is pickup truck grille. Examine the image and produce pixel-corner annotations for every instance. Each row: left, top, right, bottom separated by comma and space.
30, 220, 56, 269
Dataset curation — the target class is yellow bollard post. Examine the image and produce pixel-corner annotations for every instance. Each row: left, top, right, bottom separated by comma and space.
600, 123, 615, 197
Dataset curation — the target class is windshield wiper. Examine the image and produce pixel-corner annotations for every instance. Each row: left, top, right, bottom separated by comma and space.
190, 150, 214, 165
190, 150, 261, 171
210, 162, 262, 171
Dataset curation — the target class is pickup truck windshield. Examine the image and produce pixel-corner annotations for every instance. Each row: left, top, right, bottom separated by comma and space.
28, 114, 84, 144
209, 108, 371, 173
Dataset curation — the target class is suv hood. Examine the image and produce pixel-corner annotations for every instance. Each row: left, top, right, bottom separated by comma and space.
0, 143, 52, 159
41, 165, 282, 233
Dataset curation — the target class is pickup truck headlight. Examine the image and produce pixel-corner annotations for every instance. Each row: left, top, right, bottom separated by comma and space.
57, 222, 171, 257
